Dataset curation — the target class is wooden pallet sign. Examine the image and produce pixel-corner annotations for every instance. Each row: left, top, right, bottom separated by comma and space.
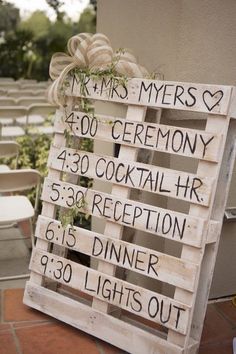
24, 66, 236, 353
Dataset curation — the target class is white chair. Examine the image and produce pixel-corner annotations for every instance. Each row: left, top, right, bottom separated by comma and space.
17, 97, 47, 106
18, 79, 37, 84
0, 169, 41, 281
0, 97, 16, 106
26, 103, 57, 135
0, 169, 42, 241
0, 82, 20, 90
0, 77, 14, 82
0, 106, 26, 138
16, 98, 48, 126
20, 82, 49, 90
0, 98, 17, 126
7, 89, 46, 98
0, 89, 8, 96
0, 141, 20, 171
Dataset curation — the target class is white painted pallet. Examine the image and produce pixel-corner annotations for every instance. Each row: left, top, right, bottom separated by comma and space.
24, 76, 236, 354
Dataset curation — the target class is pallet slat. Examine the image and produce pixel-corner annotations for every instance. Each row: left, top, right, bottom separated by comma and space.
91, 105, 149, 313
66, 76, 232, 115
41, 177, 207, 247
35, 215, 198, 291
29, 249, 191, 334
24, 282, 187, 354
48, 145, 214, 206
167, 113, 231, 348
54, 110, 222, 162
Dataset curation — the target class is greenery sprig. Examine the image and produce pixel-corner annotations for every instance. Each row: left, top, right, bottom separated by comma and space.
59, 189, 89, 228
59, 48, 129, 228
58, 50, 161, 229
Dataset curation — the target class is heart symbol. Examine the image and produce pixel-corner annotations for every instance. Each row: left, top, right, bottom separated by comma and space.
202, 90, 223, 112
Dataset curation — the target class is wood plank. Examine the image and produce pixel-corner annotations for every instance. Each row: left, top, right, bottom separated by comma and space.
28, 103, 77, 287
24, 282, 184, 354
65, 75, 232, 115
48, 145, 214, 206
47, 100, 82, 290
91, 105, 148, 313
190, 118, 236, 348
41, 177, 207, 247
167, 113, 231, 349
30, 248, 191, 334
205, 220, 220, 243
35, 215, 198, 291
24, 75, 235, 353
28, 112, 66, 286
54, 110, 222, 162
229, 87, 236, 119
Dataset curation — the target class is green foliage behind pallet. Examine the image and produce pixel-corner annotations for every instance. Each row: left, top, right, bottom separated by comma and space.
0, 1, 96, 80
0, 133, 93, 230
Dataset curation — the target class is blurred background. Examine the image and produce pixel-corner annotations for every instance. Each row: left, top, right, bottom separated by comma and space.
0, 0, 97, 80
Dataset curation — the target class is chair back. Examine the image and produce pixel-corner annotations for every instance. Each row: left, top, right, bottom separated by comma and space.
18, 79, 37, 84
28, 103, 57, 119
0, 82, 20, 90
17, 97, 47, 106
0, 140, 20, 158
0, 98, 16, 106
0, 169, 41, 193
0, 106, 27, 119
0, 77, 14, 82
0, 169, 42, 212
7, 89, 46, 98
0, 141, 20, 168
21, 82, 49, 90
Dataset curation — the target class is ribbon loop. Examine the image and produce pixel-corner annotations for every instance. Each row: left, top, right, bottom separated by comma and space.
48, 32, 149, 105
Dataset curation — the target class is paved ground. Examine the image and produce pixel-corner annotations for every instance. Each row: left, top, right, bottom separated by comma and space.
0, 226, 30, 290
0, 288, 236, 354
0, 227, 236, 353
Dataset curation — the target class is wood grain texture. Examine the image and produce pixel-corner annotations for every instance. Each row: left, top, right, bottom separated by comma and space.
66, 75, 232, 115
41, 177, 207, 247
35, 215, 198, 291
30, 248, 191, 334
48, 145, 214, 206
24, 75, 235, 354
24, 282, 187, 354
54, 110, 222, 162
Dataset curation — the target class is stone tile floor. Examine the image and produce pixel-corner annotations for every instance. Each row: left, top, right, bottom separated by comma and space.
0, 227, 236, 353
0, 227, 30, 290
0, 288, 236, 354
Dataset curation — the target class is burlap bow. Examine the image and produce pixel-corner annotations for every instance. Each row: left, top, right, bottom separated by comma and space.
47, 33, 149, 106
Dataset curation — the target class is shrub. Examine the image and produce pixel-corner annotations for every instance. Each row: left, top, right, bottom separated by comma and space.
0, 133, 93, 230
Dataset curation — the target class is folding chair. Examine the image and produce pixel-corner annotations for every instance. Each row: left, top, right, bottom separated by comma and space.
0, 141, 20, 171
0, 106, 26, 139
7, 89, 46, 98
0, 99, 17, 126
0, 77, 14, 82
0, 89, 8, 96
26, 103, 57, 135
0, 97, 16, 106
16, 98, 48, 126
0, 168, 41, 239
0, 168, 41, 281
17, 97, 47, 106
0, 82, 20, 90
20, 82, 49, 90
18, 79, 37, 84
